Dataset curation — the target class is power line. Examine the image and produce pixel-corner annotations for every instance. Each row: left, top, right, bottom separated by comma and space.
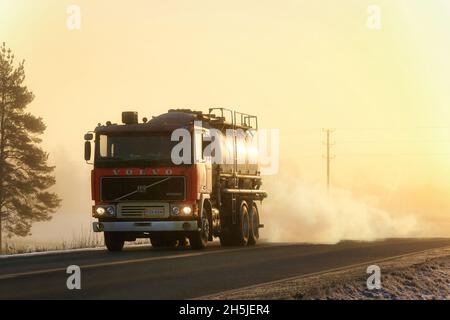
338, 139, 450, 143
296, 152, 450, 158
337, 153, 450, 157
284, 125, 450, 132
334, 125, 450, 131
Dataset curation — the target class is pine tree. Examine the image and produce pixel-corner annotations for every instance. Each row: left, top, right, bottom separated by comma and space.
0, 43, 61, 254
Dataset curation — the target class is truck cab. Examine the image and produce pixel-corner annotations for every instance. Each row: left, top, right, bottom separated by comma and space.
85, 109, 266, 251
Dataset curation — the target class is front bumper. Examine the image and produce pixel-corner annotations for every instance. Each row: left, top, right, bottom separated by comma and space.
92, 221, 199, 233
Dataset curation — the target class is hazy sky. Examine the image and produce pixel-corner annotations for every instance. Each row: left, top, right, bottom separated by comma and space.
2, 0, 450, 243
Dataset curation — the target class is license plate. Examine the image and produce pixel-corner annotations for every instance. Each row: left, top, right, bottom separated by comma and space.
144, 207, 165, 216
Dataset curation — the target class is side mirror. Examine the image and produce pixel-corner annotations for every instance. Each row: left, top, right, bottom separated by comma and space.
84, 141, 92, 161
84, 133, 94, 141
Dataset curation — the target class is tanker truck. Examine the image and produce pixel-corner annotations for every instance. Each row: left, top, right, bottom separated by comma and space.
84, 108, 267, 251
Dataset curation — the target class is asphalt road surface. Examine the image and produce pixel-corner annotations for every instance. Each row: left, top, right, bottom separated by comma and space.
1, 238, 450, 299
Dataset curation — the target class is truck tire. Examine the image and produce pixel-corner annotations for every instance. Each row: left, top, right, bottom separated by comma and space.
189, 211, 210, 250
248, 202, 260, 245
220, 200, 250, 246
104, 232, 125, 252
236, 201, 250, 246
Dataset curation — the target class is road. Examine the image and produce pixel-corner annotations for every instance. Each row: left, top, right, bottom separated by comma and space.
0, 238, 449, 299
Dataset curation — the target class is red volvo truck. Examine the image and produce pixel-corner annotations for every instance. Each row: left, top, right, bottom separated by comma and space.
84, 108, 267, 251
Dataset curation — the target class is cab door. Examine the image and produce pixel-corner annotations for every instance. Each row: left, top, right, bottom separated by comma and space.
194, 124, 212, 195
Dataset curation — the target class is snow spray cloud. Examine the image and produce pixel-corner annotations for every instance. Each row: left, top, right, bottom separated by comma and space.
262, 178, 429, 244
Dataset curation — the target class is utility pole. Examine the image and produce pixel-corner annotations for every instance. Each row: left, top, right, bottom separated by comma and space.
0, 213, 2, 255
323, 129, 335, 190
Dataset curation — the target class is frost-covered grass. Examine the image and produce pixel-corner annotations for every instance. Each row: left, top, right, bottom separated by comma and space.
1, 232, 149, 255
295, 257, 450, 300
2, 230, 103, 255
206, 246, 450, 300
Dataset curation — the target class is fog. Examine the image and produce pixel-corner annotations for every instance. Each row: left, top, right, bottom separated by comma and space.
3, 0, 450, 247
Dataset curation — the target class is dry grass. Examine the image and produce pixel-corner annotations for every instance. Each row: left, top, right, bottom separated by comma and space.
2, 231, 149, 255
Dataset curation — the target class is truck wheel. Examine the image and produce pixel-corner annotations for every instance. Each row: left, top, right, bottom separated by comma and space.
104, 232, 125, 252
248, 202, 260, 245
190, 213, 210, 250
220, 201, 250, 246
236, 201, 250, 246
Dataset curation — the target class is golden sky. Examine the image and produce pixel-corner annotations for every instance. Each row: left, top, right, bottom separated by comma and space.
2, 0, 450, 242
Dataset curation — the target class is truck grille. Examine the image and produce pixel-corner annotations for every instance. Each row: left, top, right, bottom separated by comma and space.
101, 176, 185, 201
117, 203, 169, 219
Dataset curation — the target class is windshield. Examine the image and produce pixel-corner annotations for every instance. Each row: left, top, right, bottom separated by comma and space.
95, 133, 182, 167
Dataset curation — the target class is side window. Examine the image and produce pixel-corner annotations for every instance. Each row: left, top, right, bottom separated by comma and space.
202, 134, 208, 157
99, 134, 116, 158
99, 134, 108, 157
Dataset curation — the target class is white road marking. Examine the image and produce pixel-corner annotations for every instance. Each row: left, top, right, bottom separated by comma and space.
0, 243, 289, 280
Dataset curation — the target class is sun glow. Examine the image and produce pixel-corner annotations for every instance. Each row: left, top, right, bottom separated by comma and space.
2, 0, 450, 242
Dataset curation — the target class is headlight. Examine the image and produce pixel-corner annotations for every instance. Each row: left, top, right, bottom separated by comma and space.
181, 206, 192, 215
94, 205, 116, 217
96, 207, 106, 215
171, 206, 180, 215
170, 204, 193, 216
106, 206, 115, 216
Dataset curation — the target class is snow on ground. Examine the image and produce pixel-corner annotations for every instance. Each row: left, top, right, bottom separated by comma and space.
206, 246, 450, 300
300, 256, 450, 300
